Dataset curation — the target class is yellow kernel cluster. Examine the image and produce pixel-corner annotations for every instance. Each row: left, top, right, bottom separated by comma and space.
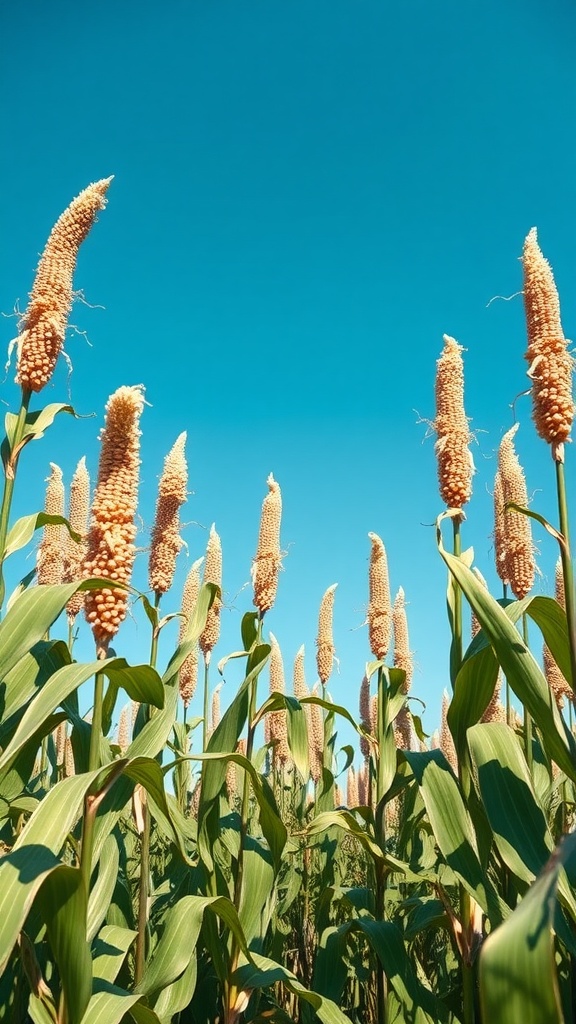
392, 587, 412, 693
316, 583, 337, 685
543, 643, 572, 710
481, 682, 507, 724
497, 424, 535, 600
252, 473, 283, 614
16, 178, 112, 392
493, 471, 510, 588
522, 228, 574, 448
178, 556, 203, 707
83, 385, 144, 653
293, 644, 307, 701
394, 705, 413, 752
37, 463, 65, 586
199, 524, 222, 659
308, 685, 324, 784
367, 532, 391, 659
117, 702, 132, 754
149, 432, 188, 595
434, 334, 474, 510
268, 632, 290, 766
65, 457, 90, 622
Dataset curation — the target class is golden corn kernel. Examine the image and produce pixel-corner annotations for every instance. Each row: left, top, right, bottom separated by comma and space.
15, 178, 112, 392
268, 631, 290, 765
316, 583, 337, 686
83, 385, 144, 656
367, 532, 391, 659
359, 671, 371, 761
392, 587, 412, 693
37, 463, 65, 586
433, 334, 474, 511
522, 228, 574, 451
252, 473, 282, 615
199, 525, 222, 661
497, 424, 535, 600
179, 556, 203, 707
439, 691, 458, 774
149, 432, 188, 596
65, 456, 90, 623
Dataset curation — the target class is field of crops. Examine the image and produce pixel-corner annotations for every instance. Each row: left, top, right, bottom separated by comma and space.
1, 179, 575, 1024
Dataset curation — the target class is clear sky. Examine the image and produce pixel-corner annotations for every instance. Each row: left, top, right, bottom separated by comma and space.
1, 0, 575, 754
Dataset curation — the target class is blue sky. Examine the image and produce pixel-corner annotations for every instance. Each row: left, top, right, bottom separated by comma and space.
1, 0, 575, 753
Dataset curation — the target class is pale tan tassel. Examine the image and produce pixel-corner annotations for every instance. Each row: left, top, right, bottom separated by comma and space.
37, 463, 65, 586
308, 684, 324, 784
433, 334, 474, 514
316, 583, 338, 686
117, 702, 132, 753
346, 766, 359, 808
392, 587, 413, 693
199, 525, 222, 663
178, 556, 203, 708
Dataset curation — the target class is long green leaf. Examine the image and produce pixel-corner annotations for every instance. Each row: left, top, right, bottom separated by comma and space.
36, 866, 92, 1024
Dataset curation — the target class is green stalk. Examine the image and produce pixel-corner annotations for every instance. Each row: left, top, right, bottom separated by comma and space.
555, 458, 576, 694
0, 388, 31, 611
135, 592, 160, 985
202, 658, 210, 751
87, 670, 106, 772
375, 666, 388, 1024
449, 517, 463, 687
522, 615, 533, 775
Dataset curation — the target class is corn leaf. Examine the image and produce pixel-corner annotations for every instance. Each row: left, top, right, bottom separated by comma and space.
92, 925, 137, 984
3, 512, 80, 559
35, 865, 92, 1024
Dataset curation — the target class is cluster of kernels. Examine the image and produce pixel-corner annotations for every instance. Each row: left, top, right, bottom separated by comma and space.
83, 385, 145, 654
357, 763, 368, 806
293, 644, 307, 701
64, 737, 75, 778
392, 587, 412, 693
471, 567, 488, 637
65, 457, 90, 622
493, 471, 510, 588
394, 705, 413, 751
178, 557, 203, 707
54, 722, 66, 767
359, 672, 371, 760
149, 432, 188, 595
117, 702, 132, 753
316, 583, 337, 685
37, 463, 65, 585
370, 693, 379, 736
211, 685, 222, 733
15, 178, 112, 392
522, 228, 574, 452
199, 525, 222, 661
252, 473, 283, 614
439, 691, 458, 774
481, 682, 507, 724
346, 766, 359, 808
308, 685, 324, 784
543, 644, 572, 709
367, 532, 391, 659
556, 556, 566, 611
497, 424, 535, 600
433, 334, 474, 511
268, 632, 290, 765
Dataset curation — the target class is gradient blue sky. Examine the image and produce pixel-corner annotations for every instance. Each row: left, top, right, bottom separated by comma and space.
1, 0, 575, 751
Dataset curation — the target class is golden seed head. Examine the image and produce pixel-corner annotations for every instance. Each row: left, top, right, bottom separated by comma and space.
199, 524, 222, 658
346, 766, 359, 808
543, 643, 572, 710
308, 685, 324, 784
83, 385, 144, 654
359, 672, 371, 760
357, 763, 368, 807
497, 424, 535, 600
54, 721, 66, 767
268, 631, 290, 765
178, 556, 203, 707
394, 705, 413, 751
392, 587, 412, 693
367, 532, 391, 659
65, 456, 91, 621
252, 473, 283, 614
293, 643, 308, 700
481, 680, 507, 724
370, 693, 379, 736
555, 557, 566, 610
64, 736, 75, 778
493, 470, 509, 587
522, 228, 574, 446
211, 684, 222, 733
117, 702, 132, 753
149, 432, 188, 595
15, 178, 112, 392
433, 334, 474, 511
440, 691, 458, 774
316, 583, 337, 685
471, 567, 488, 637
37, 462, 65, 586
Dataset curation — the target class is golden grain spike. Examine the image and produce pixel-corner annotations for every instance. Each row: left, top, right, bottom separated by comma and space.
555, 556, 566, 610
316, 583, 337, 686
268, 632, 290, 765
64, 737, 75, 778
117, 702, 132, 754
83, 384, 144, 657
359, 672, 371, 761
211, 684, 222, 733
37, 463, 65, 586
252, 473, 283, 615
65, 456, 90, 623
178, 556, 203, 707
497, 424, 535, 600
367, 532, 391, 660
543, 643, 573, 709
15, 178, 112, 393
149, 432, 188, 596
394, 705, 413, 751
433, 334, 474, 512
522, 228, 574, 457
493, 470, 510, 588
308, 685, 324, 784
439, 691, 458, 774
392, 587, 412, 693
199, 524, 222, 661
346, 766, 359, 808
293, 644, 307, 700
481, 681, 507, 724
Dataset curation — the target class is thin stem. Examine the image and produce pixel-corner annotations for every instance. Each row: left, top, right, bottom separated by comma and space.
87, 670, 106, 772
0, 388, 31, 611
555, 459, 576, 694
450, 517, 463, 687
522, 615, 533, 775
202, 658, 210, 751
